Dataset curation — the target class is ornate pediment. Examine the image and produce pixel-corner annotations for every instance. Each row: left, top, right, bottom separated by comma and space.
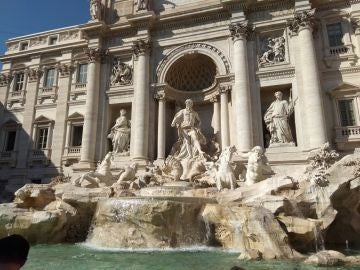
34, 115, 54, 123
67, 112, 84, 121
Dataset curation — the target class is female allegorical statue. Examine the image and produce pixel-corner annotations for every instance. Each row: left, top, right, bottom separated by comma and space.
108, 109, 131, 154
264, 91, 296, 145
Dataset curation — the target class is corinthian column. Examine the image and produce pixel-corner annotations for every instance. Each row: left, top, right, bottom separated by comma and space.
132, 39, 151, 161
79, 48, 107, 167
229, 22, 254, 152
288, 11, 327, 148
220, 85, 231, 149
210, 95, 221, 144
155, 92, 166, 160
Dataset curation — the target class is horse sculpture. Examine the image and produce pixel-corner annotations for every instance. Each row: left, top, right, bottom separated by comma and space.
206, 145, 237, 191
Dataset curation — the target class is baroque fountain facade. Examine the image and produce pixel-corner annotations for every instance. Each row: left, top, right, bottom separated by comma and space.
1, 0, 360, 266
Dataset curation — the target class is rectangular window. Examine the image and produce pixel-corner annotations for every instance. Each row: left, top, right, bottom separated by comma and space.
77, 64, 88, 84
14, 72, 25, 91
71, 125, 83, 147
327, 22, 344, 47
5, 131, 16, 151
36, 128, 49, 149
338, 99, 356, 127
20, 42, 29, 51
44, 68, 56, 87
49, 36, 58, 45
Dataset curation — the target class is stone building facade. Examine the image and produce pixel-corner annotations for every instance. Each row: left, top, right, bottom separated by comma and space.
1, 0, 360, 194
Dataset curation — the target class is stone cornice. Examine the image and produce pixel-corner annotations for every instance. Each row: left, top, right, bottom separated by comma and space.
256, 67, 295, 81
322, 66, 360, 75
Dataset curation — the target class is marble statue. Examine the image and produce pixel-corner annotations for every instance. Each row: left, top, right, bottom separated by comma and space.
171, 99, 206, 160
135, 0, 150, 12
264, 91, 296, 146
116, 163, 138, 183
169, 99, 207, 180
259, 37, 286, 67
162, 156, 183, 182
72, 152, 113, 188
111, 60, 132, 86
241, 146, 272, 186
107, 109, 131, 155
90, 0, 102, 20
206, 146, 237, 191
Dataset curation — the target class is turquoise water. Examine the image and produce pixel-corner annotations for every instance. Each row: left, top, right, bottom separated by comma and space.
23, 244, 360, 270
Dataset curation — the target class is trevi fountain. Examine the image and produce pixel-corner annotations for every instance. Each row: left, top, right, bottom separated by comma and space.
1, 0, 360, 269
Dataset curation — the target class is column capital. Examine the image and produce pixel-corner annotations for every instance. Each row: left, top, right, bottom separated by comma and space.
0, 72, 13, 87
220, 85, 232, 94
84, 47, 109, 63
352, 19, 360, 35
229, 21, 255, 40
132, 39, 151, 57
287, 9, 315, 35
57, 63, 74, 77
154, 91, 166, 101
26, 67, 43, 83
210, 95, 219, 103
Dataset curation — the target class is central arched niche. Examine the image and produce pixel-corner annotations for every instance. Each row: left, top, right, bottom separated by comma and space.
165, 53, 217, 92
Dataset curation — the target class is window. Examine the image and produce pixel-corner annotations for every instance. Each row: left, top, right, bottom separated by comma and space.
4, 131, 16, 151
36, 127, 49, 149
31, 179, 42, 184
49, 36, 58, 45
20, 42, 29, 51
14, 72, 25, 91
338, 100, 356, 126
77, 64, 88, 84
71, 125, 83, 147
44, 68, 56, 87
327, 22, 344, 47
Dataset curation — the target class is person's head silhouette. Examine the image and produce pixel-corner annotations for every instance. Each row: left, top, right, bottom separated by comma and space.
0, 234, 30, 270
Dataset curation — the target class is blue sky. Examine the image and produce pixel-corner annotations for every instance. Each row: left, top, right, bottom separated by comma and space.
0, 0, 89, 55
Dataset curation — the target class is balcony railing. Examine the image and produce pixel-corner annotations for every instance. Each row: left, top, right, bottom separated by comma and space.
9, 90, 25, 99
28, 149, 51, 166
64, 146, 81, 156
40, 86, 57, 94
75, 83, 87, 89
335, 126, 360, 142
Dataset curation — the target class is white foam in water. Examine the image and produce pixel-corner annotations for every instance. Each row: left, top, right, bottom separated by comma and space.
79, 242, 239, 254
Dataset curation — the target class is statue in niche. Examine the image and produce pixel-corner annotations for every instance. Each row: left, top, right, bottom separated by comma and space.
171, 99, 206, 160
135, 0, 150, 12
107, 109, 131, 155
240, 146, 272, 186
264, 91, 296, 146
170, 99, 207, 180
259, 37, 286, 67
90, 0, 103, 20
111, 60, 133, 86
72, 152, 113, 188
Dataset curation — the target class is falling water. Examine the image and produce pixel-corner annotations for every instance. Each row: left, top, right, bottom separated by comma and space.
313, 225, 325, 252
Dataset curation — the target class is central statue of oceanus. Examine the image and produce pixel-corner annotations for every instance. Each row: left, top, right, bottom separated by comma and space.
168, 99, 207, 180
